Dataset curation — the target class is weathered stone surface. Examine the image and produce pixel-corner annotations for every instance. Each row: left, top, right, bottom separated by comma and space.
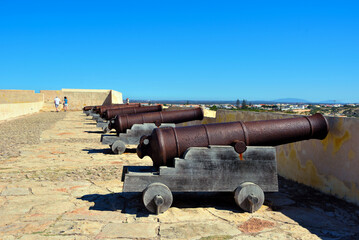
238, 217, 276, 233
46, 220, 103, 235
62, 207, 126, 222
0, 214, 21, 227
97, 222, 159, 239
1, 187, 31, 196
19, 235, 90, 240
30, 201, 75, 215
160, 222, 242, 239
158, 207, 218, 223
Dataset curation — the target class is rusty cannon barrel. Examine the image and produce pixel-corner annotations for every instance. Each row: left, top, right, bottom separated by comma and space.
83, 105, 97, 111
94, 103, 141, 114
137, 113, 329, 166
109, 108, 204, 134
102, 105, 163, 120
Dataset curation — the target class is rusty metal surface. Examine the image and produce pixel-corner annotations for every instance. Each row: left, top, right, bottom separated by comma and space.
137, 113, 329, 166
109, 108, 204, 134
83, 106, 96, 111
102, 105, 162, 120
93, 103, 141, 114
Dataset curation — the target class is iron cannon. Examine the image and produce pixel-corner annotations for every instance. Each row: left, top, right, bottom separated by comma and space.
83, 105, 96, 111
101, 105, 163, 120
109, 108, 204, 135
137, 113, 329, 166
93, 103, 141, 114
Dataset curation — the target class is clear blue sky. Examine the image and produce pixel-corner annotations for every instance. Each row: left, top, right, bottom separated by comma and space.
0, 1, 358, 103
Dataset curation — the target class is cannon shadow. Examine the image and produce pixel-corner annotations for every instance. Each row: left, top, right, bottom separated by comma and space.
78, 191, 243, 219
78, 176, 359, 239
84, 130, 105, 134
82, 148, 137, 154
265, 176, 359, 239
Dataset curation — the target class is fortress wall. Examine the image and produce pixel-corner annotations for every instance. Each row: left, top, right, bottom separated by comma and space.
0, 89, 123, 119
0, 90, 43, 104
0, 102, 44, 121
182, 109, 359, 206
40, 89, 123, 111
0, 90, 44, 121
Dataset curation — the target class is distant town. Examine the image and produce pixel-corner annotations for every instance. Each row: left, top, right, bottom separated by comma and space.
133, 99, 359, 118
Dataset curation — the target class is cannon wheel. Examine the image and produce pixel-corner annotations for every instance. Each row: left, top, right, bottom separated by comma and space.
142, 182, 173, 214
234, 182, 264, 213
111, 140, 126, 154
102, 125, 110, 133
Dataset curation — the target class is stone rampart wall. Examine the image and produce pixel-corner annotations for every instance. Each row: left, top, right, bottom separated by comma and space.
0, 101, 44, 121
0, 89, 123, 119
40, 89, 123, 111
0, 90, 44, 121
0, 90, 43, 104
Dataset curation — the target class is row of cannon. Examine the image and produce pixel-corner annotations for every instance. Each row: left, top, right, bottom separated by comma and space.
83, 103, 329, 214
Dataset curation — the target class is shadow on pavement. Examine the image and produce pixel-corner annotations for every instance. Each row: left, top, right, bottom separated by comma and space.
266, 176, 359, 239
79, 191, 243, 218
79, 176, 359, 239
84, 130, 104, 134
82, 148, 113, 154
82, 148, 137, 154
79, 192, 151, 218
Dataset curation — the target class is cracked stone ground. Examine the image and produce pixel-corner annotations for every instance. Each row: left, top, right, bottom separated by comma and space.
1, 111, 359, 240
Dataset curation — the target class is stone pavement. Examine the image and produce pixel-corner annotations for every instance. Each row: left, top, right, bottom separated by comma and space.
1, 111, 359, 239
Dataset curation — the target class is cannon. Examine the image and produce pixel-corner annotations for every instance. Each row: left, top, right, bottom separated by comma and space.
101, 108, 204, 154
94, 103, 141, 115
121, 113, 329, 214
90, 103, 142, 119
83, 106, 96, 111
137, 113, 329, 166
109, 108, 204, 135
83, 105, 99, 116
102, 105, 163, 120
96, 105, 163, 132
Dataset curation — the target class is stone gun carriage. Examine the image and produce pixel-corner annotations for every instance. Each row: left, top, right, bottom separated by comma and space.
122, 113, 329, 214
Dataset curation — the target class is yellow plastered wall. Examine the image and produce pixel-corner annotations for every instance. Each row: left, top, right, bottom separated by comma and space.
185, 109, 359, 206
0, 90, 44, 104
0, 90, 44, 121
40, 89, 123, 111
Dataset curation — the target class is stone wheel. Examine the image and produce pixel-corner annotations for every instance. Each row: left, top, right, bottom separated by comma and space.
234, 182, 264, 213
142, 182, 173, 214
102, 125, 110, 133
111, 140, 126, 154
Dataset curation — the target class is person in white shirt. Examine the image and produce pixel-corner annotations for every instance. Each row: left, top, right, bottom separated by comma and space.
54, 96, 61, 112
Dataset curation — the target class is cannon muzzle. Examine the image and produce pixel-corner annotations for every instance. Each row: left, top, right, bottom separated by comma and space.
137, 113, 329, 166
109, 108, 204, 135
102, 105, 163, 120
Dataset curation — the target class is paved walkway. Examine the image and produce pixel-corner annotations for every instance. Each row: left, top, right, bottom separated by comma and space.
1, 111, 359, 239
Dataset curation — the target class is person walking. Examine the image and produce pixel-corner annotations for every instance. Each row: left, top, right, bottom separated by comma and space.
54, 96, 61, 112
63, 96, 68, 112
